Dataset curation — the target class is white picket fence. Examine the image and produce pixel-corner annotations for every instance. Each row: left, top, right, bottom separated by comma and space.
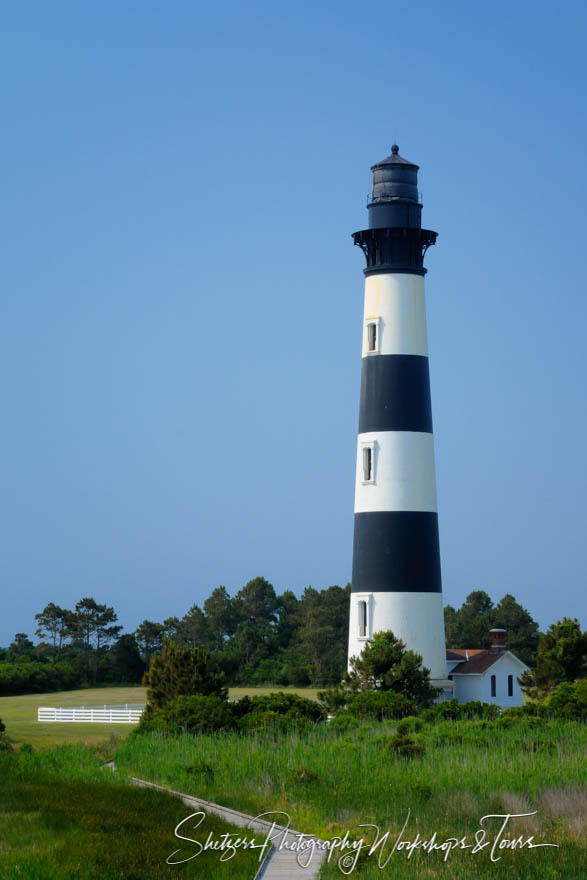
38, 704, 145, 724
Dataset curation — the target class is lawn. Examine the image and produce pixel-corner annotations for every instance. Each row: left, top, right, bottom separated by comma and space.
0, 685, 320, 748
0, 687, 147, 748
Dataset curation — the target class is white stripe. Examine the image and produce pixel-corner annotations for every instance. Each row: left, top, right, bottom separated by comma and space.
354, 431, 437, 513
348, 592, 447, 680
362, 273, 429, 357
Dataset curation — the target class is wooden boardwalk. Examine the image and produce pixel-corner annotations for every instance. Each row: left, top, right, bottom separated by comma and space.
127, 774, 327, 879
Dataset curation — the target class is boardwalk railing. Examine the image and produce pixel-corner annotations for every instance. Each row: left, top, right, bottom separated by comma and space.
38, 705, 144, 724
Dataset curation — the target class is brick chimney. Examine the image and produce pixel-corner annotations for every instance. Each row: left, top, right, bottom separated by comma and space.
490, 628, 506, 652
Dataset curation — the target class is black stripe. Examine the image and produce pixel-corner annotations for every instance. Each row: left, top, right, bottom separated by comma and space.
351, 511, 442, 593
358, 355, 433, 434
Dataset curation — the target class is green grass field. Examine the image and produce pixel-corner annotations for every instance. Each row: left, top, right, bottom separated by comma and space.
0, 745, 261, 880
0, 685, 320, 748
115, 719, 587, 880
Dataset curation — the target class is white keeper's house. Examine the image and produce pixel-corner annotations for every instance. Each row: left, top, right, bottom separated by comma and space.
446, 629, 529, 708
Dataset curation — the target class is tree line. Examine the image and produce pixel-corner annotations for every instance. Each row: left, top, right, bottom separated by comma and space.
0, 578, 583, 696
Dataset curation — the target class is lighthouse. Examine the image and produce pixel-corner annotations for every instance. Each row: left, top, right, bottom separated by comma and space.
347, 144, 450, 688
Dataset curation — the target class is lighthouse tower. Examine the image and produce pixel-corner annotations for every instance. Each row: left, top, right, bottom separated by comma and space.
348, 145, 449, 687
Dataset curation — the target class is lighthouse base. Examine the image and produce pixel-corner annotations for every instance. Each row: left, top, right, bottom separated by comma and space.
348, 591, 448, 680
430, 679, 455, 702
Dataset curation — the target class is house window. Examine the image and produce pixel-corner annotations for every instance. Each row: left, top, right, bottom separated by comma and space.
490, 675, 496, 698
508, 674, 513, 697
358, 600, 367, 638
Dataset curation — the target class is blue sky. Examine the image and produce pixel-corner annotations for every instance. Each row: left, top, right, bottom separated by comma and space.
1, 0, 586, 644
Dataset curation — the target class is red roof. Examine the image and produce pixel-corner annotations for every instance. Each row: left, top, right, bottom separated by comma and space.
446, 649, 504, 675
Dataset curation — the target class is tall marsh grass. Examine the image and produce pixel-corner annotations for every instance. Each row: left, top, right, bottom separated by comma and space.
115, 718, 586, 879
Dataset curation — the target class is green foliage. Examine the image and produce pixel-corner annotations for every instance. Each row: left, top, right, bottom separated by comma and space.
203, 586, 240, 649
238, 710, 303, 734
0, 661, 80, 695
421, 699, 500, 722
521, 618, 587, 699
396, 715, 423, 735
346, 690, 416, 720
7, 633, 35, 660
5, 577, 352, 693
545, 679, 587, 719
143, 641, 227, 710
497, 713, 547, 730
444, 591, 540, 665
239, 691, 326, 722
101, 635, 145, 684
444, 590, 494, 649
133, 620, 166, 666
386, 733, 425, 758
345, 630, 437, 709
317, 685, 347, 714
34, 603, 71, 663
492, 593, 540, 665
172, 603, 215, 650
159, 694, 234, 734
68, 598, 122, 684
0, 716, 11, 753
327, 714, 359, 732
294, 585, 350, 686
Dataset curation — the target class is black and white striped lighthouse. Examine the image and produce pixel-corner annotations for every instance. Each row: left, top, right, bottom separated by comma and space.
348, 144, 449, 687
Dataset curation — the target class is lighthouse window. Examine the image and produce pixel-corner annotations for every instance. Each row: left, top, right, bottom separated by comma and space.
367, 322, 377, 351
362, 446, 373, 482
490, 675, 497, 698
508, 675, 513, 697
358, 601, 367, 638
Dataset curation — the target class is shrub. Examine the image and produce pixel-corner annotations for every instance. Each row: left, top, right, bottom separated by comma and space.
135, 705, 166, 734
421, 699, 500, 722
160, 695, 234, 734
143, 642, 227, 710
328, 714, 359, 733
501, 703, 547, 721
346, 690, 416, 721
239, 692, 326, 723
386, 734, 425, 758
497, 714, 546, 729
238, 710, 304, 735
544, 680, 587, 720
317, 686, 347, 715
397, 715, 424, 735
